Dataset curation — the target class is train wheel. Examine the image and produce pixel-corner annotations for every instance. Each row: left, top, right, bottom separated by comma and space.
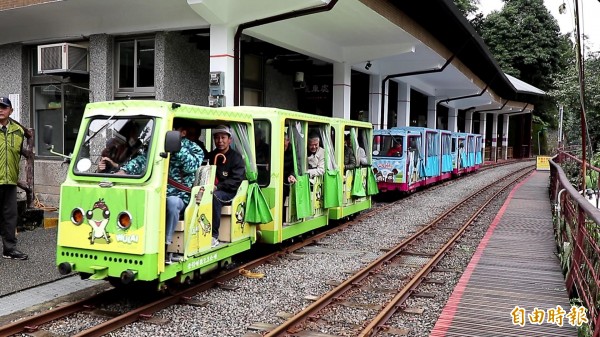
108, 277, 123, 288
79, 272, 92, 280
120, 269, 136, 285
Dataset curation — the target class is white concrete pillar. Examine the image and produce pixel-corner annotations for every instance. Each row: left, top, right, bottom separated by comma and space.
448, 107, 458, 132
209, 24, 236, 107
492, 113, 499, 161
479, 112, 487, 160
332, 62, 351, 119
426, 96, 437, 129
369, 74, 384, 129
396, 81, 410, 127
502, 114, 510, 159
465, 110, 474, 133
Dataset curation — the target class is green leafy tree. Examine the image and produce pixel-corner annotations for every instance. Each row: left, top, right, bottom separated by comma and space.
550, 51, 600, 152
478, 0, 567, 91
475, 0, 571, 128
453, 0, 479, 17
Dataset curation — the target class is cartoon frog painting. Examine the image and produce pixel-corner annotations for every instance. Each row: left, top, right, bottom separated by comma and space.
236, 202, 246, 231
86, 199, 111, 244
198, 213, 211, 236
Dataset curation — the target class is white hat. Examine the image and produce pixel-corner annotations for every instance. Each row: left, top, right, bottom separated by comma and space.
213, 125, 231, 137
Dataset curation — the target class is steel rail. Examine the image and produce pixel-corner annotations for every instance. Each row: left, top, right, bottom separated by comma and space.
0, 289, 113, 336
358, 167, 534, 336
0, 160, 530, 336
264, 166, 534, 336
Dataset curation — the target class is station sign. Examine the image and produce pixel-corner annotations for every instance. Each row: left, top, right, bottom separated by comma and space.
536, 156, 551, 171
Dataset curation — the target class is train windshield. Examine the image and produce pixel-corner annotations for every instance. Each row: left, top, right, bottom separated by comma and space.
373, 135, 404, 157
73, 116, 155, 177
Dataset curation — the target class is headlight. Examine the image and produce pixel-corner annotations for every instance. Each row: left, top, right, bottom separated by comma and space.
71, 208, 84, 225
117, 211, 133, 230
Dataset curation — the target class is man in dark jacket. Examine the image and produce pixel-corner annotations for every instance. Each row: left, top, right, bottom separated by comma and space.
0, 97, 28, 260
206, 125, 245, 247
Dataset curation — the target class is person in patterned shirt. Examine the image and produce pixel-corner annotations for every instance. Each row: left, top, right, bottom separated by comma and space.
118, 120, 204, 262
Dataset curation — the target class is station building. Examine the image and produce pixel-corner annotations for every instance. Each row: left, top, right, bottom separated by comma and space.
0, 0, 544, 206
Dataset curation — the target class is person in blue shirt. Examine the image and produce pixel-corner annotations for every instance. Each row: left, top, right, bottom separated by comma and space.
117, 120, 204, 263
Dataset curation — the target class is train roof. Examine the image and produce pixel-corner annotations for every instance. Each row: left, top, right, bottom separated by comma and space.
221, 106, 334, 124
452, 132, 482, 137
84, 100, 255, 122
373, 128, 407, 136
329, 117, 373, 129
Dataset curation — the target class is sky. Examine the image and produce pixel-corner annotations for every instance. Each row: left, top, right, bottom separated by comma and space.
479, 0, 600, 52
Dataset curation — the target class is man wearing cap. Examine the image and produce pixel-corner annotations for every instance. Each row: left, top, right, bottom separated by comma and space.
206, 125, 245, 248
0, 97, 28, 260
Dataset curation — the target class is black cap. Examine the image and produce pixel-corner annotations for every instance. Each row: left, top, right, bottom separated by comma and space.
0, 97, 11, 108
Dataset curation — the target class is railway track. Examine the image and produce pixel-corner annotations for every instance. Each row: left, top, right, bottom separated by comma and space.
1, 161, 532, 337
263, 165, 534, 336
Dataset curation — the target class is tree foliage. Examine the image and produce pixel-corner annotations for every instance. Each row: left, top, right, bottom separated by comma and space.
550, 51, 600, 152
468, 0, 572, 130
453, 0, 479, 17
477, 0, 568, 92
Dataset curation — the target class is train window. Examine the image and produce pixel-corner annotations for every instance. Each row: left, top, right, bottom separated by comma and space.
226, 122, 257, 181
314, 124, 337, 171
357, 128, 369, 165
442, 134, 451, 155
254, 120, 271, 187
376, 135, 404, 157
74, 117, 154, 177
344, 127, 368, 167
175, 119, 208, 158
426, 132, 436, 157
288, 120, 306, 175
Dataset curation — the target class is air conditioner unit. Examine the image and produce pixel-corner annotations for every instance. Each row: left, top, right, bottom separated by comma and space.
37, 43, 88, 74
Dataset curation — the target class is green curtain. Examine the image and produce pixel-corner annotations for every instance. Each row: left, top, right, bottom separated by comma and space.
231, 123, 272, 223
366, 167, 379, 195
293, 175, 312, 218
320, 125, 341, 208
351, 168, 366, 197
290, 121, 312, 219
244, 183, 273, 224
323, 170, 342, 208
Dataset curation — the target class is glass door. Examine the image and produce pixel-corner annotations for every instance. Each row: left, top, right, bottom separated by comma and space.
33, 83, 88, 157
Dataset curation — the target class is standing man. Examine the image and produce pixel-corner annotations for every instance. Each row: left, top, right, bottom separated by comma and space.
307, 134, 325, 178
0, 97, 28, 260
207, 125, 245, 248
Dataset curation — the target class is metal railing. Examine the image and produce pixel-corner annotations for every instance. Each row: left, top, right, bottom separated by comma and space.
550, 152, 600, 336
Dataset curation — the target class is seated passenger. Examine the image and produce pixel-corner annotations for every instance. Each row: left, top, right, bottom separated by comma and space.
283, 132, 297, 187
255, 128, 270, 166
282, 132, 296, 222
255, 128, 270, 185
116, 122, 204, 264
386, 141, 403, 157
184, 124, 208, 158
307, 134, 325, 178
98, 121, 141, 173
357, 146, 368, 166
344, 134, 357, 170
206, 125, 246, 248
164, 121, 204, 263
